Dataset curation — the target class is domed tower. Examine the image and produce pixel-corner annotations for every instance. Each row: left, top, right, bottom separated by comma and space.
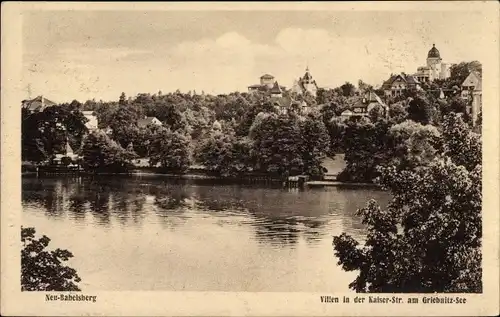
426, 44, 442, 81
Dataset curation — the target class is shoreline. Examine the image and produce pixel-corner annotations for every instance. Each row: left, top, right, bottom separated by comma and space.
22, 170, 378, 188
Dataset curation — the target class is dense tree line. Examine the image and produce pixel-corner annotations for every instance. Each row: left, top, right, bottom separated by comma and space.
22, 61, 480, 182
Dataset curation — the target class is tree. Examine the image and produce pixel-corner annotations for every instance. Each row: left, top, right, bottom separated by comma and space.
119, 92, 127, 106
196, 133, 254, 177
251, 114, 304, 177
441, 113, 481, 171
236, 101, 276, 137
337, 118, 391, 183
325, 117, 347, 154
300, 113, 330, 177
333, 111, 482, 293
21, 227, 81, 291
333, 157, 482, 293
388, 102, 408, 124
358, 80, 373, 94
407, 94, 439, 125
450, 61, 482, 84
319, 96, 349, 124
81, 131, 136, 172
384, 120, 442, 171
340, 82, 356, 97
149, 127, 192, 173
22, 105, 88, 162
316, 88, 337, 105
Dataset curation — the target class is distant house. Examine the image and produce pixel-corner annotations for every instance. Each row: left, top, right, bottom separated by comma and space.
22, 95, 57, 113
291, 67, 319, 97
248, 74, 287, 94
270, 95, 293, 115
341, 91, 388, 119
461, 71, 482, 126
381, 73, 421, 98
269, 81, 283, 98
81, 110, 98, 131
137, 116, 162, 128
53, 142, 79, 165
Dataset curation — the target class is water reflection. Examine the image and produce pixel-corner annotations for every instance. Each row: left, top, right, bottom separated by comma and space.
22, 175, 392, 291
22, 176, 390, 247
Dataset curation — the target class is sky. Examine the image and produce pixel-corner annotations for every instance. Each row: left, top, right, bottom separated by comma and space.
22, 10, 488, 103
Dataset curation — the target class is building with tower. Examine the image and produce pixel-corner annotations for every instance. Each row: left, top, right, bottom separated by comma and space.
248, 74, 286, 94
291, 67, 318, 97
413, 44, 451, 83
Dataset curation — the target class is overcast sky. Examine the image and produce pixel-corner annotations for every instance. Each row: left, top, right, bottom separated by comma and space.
22, 10, 488, 102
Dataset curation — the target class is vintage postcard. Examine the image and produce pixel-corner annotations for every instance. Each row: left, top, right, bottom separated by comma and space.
1, 1, 499, 316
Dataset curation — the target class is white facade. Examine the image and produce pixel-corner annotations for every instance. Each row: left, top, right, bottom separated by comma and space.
82, 111, 98, 131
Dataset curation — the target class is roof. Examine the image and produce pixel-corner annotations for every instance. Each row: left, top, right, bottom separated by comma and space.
428, 44, 441, 59
461, 71, 482, 90
270, 95, 292, 108
137, 117, 161, 127
66, 142, 74, 154
382, 74, 420, 89
405, 75, 420, 85
260, 74, 275, 79
22, 95, 57, 112
270, 81, 282, 94
303, 67, 312, 80
349, 91, 387, 110
82, 110, 96, 116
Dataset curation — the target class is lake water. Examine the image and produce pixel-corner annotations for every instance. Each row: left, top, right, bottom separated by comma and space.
22, 176, 390, 292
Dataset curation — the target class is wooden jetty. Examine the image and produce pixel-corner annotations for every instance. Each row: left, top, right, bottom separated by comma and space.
306, 180, 379, 188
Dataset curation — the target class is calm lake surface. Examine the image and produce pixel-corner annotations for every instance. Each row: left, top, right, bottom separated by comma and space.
22, 176, 390, 292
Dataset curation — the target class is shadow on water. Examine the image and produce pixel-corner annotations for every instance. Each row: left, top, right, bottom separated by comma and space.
22, 175, 390, 247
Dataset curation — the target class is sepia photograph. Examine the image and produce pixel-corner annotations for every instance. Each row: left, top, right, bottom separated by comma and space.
2, 1, 499, 316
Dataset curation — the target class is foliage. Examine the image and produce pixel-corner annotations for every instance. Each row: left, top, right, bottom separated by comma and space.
388, 102, 408, 124
149, 127, 192, 173
340, 82, 357, 97
325, 117, 347, 154
441, 113, 481, 171
407, 94, 439, 125
196, 133, 254, 177
436, 61, 482, 90
319, 96, 349, 124
384, 120, 442, 171
368, 105, 386, 123
22, 105, 88, 162
299, 113, 331, 177
21, 227, 81, 291
338, 118, 390, 183
236, 101, 277, 136
251, 114, 304, 177
333, 157, 482, 293
81, 131, 136, 172
333, 110, 482, 293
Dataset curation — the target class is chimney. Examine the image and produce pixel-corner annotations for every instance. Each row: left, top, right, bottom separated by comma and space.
41, 95, 44, 109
